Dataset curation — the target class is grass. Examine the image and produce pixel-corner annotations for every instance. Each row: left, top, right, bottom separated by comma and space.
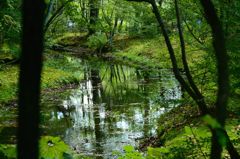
0, 51, 84, 104
112, 35, 207, 70
113, 37, 171, 68
0, 66, 19, 103
153, 99, 240, 158
47, 32, 88, 47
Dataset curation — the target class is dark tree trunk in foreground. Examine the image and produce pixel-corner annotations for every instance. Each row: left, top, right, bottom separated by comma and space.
17, 0, 45, 158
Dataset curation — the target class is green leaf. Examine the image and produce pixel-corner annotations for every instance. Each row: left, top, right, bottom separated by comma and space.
148, 147, 170, 154
39, 136, 71, 159
202, 115, 221, 129
123, 145, 134, 152
184, 126, 192, 135
216, 130, 227, 147
0, 144, 16, 159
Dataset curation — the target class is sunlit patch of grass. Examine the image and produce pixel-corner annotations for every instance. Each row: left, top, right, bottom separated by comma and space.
113, 35, 209, 70
0, 52, 85, 103
48, 32, 88, 46
42, 68, 71, 88
114, 37, 172, 68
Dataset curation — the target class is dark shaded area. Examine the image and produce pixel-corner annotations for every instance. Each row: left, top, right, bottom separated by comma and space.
0, 127, 17, 144
17, 0, 45, 158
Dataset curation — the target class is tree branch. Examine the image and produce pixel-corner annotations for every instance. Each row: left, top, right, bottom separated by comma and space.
44, 0, 73, 34
174, 0, 207, 109
182, 18, 204, 45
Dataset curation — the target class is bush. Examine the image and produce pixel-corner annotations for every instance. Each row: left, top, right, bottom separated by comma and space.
87, 32, 107, 53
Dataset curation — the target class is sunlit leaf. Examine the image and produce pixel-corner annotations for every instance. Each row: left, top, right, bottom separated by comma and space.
202, 115, 221, 129
184, 126, 192, 135
123, 145, 134, 152
39, 136, 71, 159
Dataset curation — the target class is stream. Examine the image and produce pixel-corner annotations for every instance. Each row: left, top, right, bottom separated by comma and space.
0, 58, 182, 158
41, 59, 182, 158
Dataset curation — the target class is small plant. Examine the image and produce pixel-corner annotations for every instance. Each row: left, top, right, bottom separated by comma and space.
113, 145, 145, 159
87, 32, 107, 54
0, 144, 16, 159
39, 136, 72, 159
0, 136, 74, 159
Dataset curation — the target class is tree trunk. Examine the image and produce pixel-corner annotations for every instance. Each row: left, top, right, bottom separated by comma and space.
199, 0, 239, 158
44, 0, 73, 34
150, 0, 209, 115
89, 0, 99, 35
44, 0, 55, 26
118, 19, 124, 33
17, 0, 45, 158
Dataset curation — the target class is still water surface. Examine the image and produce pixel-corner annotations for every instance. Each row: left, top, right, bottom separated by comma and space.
42, 59, 182, 158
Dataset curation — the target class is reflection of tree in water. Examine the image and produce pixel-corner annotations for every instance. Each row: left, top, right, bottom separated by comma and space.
91, 68, 104, 158
142, 69, 151, 137
57, 61, 182, 158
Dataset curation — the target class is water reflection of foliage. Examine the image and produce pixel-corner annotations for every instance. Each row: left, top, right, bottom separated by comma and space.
39, 60, 182, 158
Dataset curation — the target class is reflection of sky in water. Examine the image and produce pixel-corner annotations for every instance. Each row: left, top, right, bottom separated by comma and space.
116, 119, 129, 130
50, 66, 182, 158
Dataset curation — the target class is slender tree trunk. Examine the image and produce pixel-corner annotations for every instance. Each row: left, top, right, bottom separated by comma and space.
44, 0, 72, 34
44, 0, 55, 26
150, 0, 209, 115
80, 0, 87, 20
109, 17, 118, 47
199, 0, 239, 158
89, 0, 99, 35
174, 0, 205, 100
118, 19, 124, 33
17, 0, 45, 158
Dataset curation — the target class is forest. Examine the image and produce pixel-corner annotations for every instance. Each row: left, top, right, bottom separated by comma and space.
0, 0, 240, 158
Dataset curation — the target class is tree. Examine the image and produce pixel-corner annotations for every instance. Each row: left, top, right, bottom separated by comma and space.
127, 0, 239, 158
89, 0, 100, 35
17, 0, 45, 158
44, 0, 73, 34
